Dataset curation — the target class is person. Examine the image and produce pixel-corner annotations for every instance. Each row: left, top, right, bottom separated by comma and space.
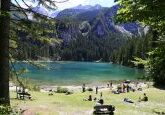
20, 89, 31, 99
93, 97, 97, 101
123, 98, 134, 103
48, 89, 53, 96
112, 90, 120, 94
139, 93, 148, 102
126, 84, 130, 92
98, 99, 104, 105
88, 95, 92, 101
83, 95, 92, 101
82, 84, 86, 93
137, 87, 143, 91
122, 83, 126, 93
117, 85, 122, 93
142, 93, 148, 101
110, 82, 113, 89
96, 86, 98, 94
107, 83, 109, 88
100, 92, 103, 98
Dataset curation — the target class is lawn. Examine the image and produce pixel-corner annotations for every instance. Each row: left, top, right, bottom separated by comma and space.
10, 87, 165, 115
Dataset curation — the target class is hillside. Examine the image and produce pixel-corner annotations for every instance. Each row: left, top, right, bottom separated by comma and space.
53, 5, 150, 64
13, 4, 151, 65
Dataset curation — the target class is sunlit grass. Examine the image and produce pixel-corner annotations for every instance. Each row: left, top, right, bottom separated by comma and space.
10, 88, 165, 115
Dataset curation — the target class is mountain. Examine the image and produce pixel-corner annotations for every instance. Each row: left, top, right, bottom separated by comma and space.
56, 4, 143, 42
30, 4, 141, 37
56, 4, 103, 19
30, 4, 139, 37
54, 4, 149, 62
50, 10, 60, 18
73, 4, 102, 10
14, 4, 149, 63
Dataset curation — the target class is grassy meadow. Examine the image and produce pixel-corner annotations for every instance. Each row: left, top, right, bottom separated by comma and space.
10, 87, 165, 115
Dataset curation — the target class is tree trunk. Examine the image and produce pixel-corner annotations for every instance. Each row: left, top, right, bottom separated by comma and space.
0, 0, 10, 105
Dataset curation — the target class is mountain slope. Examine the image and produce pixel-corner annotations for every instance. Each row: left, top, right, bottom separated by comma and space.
54, 4, 150, 63
15, 4, 149, 63
56, 4, 143, 42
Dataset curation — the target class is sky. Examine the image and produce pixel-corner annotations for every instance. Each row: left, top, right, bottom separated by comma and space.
55, 0, 116, 10
13, 0, 116, 11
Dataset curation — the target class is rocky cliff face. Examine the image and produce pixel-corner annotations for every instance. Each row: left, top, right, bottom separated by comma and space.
52, 4, 149, 61
31, 4, 144, 42
55, 4, 144, 44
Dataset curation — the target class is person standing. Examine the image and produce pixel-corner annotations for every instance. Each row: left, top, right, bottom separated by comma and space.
82, 84, 86, 93
107, 83, 109, 88
96, 86, 98, 94
110, 82, 113, 89
100, 92, 103, 98
122, 83, 126, 92
126, 84, 129, 92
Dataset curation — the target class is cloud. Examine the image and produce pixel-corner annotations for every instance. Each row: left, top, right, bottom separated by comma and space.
56, 0, 115, 10
56, 0, 87, 10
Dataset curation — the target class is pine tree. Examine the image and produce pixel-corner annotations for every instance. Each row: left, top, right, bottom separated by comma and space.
0, 0, 67, 105
115, 0, 165, 86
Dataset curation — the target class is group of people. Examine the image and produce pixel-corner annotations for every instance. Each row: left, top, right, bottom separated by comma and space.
112, 81, 148, 94
116, 83, 131, 93
107, 82, 113, 89
17, 87, 32, 99
82, 84, 105, 105
82, 82, 149, 106
82, 84, 102, 95
124, 93, 148, 104
83, 94, 104, 105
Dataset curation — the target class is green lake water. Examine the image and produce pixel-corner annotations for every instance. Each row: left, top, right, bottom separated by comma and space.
14, 61, 144, 85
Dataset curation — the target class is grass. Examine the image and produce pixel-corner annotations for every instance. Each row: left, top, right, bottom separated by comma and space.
10, 87, 165, 115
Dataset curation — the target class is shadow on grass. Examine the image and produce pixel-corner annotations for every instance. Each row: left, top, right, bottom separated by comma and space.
10, 97, 35, 101
154, 84, 165, 90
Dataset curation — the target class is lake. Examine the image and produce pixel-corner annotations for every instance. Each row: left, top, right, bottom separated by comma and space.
14, 61, 144, 85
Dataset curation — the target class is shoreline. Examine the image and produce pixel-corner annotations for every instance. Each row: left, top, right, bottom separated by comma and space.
10, 79, 152, 93
38, 80, 152, 93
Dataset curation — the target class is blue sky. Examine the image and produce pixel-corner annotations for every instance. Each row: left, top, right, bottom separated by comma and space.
13, 0, 116, 10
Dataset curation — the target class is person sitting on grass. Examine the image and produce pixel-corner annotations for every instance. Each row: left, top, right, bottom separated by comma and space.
48, 89, 53, 96
83, 95, 92, 101
96, 99, 104, 105
138, 93, 148, 102
93, 97, 97, 101
98, 99, 104, 105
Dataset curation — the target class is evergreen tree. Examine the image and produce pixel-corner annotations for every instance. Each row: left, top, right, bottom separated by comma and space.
0, 0, 66, 105
115, 0, 165, 86
0, 0, 10, 105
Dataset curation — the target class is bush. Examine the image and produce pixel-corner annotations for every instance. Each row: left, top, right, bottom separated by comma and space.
13, 78, 40, 91
87, 88, 93, 91
56, 87, 68, 93
66, 91, 73, 95
0, 106, 19, 114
